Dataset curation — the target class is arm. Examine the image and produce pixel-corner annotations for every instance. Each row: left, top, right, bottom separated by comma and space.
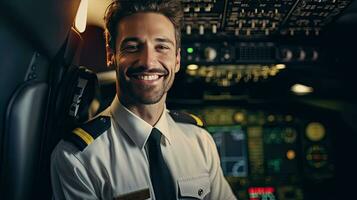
203, 129, 237, 200
51, 141, 99, 200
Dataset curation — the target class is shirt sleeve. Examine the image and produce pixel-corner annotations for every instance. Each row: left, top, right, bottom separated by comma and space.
51, 141, 99, 200
203, 129, 238, 200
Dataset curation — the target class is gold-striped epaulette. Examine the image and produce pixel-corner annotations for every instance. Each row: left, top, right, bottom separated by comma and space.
65, 116, 111, 151
169, 110, 206, 128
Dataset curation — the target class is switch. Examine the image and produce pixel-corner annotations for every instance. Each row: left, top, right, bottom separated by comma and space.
205, 4, 212, 12
262, 21, 267, 28
199, 25, 204, 35
186, 25, 192, 35
265, 29, 270, 35
194, 6, 200, 12
290, 29, 295, 36
212, 24, 217, 34
235, 28, 240, 36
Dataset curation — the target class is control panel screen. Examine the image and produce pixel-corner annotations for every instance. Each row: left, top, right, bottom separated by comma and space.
248, 187, 277, 200
207, 125, 248, 177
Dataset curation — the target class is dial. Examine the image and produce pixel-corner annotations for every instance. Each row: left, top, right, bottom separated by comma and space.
283, 127, 297, 143
306, 145, 328, 168
306, 122, 326, 142
204, 47, 217, 61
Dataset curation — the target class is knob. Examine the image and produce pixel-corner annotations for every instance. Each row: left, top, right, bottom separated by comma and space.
204, 47, 217, 61
298, 49, 306, 61
281, 49, 293, 62
312, 50, 319, 61
224, 53, 231, 60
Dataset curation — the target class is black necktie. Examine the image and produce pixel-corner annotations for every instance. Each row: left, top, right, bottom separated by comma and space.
148, 128, 176, 200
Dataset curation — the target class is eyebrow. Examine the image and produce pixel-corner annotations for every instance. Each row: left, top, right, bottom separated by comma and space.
155, 37, 175, 46
119, 37, 175, 49
120, 37, 141, 47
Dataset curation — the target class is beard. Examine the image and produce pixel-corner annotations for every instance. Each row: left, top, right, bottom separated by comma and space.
116, 67, 175, 105
125, 82, 164, 104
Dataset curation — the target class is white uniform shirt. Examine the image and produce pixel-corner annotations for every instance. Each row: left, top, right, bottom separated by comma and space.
51, 97, 237, 200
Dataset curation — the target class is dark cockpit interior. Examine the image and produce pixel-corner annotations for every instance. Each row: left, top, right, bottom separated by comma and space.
1, 0, 357, 199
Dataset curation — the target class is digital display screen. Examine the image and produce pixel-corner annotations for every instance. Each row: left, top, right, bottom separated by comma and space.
248, 187, 277, 200
207, 125, 248, 177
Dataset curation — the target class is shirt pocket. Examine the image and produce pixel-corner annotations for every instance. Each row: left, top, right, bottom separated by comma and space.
177, 174, 210, 199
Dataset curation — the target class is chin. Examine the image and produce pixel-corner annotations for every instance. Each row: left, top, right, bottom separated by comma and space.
137, 95, 163, 105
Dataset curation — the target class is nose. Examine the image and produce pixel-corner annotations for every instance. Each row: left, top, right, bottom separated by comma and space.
138, 44, 157, 68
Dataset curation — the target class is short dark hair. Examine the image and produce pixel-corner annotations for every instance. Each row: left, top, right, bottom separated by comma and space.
104, 0, 183, 51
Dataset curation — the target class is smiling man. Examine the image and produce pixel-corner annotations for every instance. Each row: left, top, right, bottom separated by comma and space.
51, 0, 237, 199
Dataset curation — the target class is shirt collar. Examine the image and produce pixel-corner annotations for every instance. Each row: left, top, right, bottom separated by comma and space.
110, 96, 172, 149
154, 109, 172, 145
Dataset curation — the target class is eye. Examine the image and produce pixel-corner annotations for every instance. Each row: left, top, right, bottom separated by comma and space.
156, 44, 170, 51
122, 45, 139, 52
120, 42, 140, 53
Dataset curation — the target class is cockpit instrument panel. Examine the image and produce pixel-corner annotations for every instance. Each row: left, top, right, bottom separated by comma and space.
176, 106, 335, 200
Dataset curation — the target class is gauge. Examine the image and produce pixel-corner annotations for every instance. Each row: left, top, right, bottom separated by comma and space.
233, 111, 245, 123
306, 145, 328, 168
264, 128, 282, 144
283, 127, 297, 143
305, 122, 326, 141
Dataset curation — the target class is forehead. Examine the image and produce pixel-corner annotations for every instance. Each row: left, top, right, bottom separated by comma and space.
116, 12, 176, 45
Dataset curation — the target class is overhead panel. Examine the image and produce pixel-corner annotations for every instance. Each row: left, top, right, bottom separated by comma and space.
181, 0, 353, 38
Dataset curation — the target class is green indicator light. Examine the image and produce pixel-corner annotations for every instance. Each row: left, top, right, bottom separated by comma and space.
187, 47, 194, 54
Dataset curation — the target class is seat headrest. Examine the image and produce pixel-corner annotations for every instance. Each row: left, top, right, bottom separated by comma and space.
58, 66, 100, 131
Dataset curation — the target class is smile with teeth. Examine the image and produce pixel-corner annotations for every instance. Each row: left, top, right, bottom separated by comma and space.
136, 75, 160, 80
131, 73, 164, 81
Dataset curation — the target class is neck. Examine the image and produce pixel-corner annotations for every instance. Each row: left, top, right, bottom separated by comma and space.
119, 95, 166, 126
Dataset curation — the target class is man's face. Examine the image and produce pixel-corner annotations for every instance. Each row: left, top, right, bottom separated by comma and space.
114, 12, 180, 105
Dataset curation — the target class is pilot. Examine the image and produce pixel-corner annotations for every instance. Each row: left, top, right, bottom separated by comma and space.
51, 0, 237, 199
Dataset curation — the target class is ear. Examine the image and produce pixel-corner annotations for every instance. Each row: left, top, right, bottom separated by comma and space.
106, 44, 115, 68
175, 48, 181, 73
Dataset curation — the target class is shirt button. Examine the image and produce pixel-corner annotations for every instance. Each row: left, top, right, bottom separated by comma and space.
198, 188, 204, 196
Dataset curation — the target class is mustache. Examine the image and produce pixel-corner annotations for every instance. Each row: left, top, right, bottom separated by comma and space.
127, 66, 168, 75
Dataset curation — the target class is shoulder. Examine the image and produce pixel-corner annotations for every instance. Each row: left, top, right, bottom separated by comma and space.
167, 110, 217, 156
63, 115, 111, 151
168, 110, 206, 128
